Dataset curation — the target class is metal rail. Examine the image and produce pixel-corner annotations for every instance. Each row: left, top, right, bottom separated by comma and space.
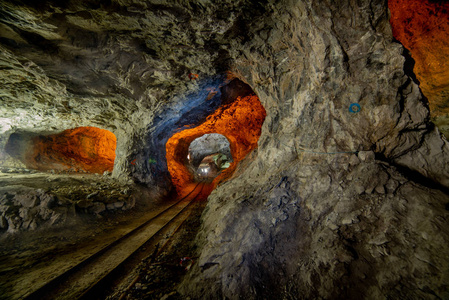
16, 183, 205, 300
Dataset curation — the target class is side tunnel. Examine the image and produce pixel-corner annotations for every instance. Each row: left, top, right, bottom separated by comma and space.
188, 133, 233, 170
133, 75, 229, 188
135, 75, 266, 194
166, 83, 266, 192
5, 126, 117, 174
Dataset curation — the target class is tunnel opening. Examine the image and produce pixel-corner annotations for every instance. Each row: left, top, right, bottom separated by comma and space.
4, 126, 117, 174
165, 78, 266, 194
187, 133, 233, 182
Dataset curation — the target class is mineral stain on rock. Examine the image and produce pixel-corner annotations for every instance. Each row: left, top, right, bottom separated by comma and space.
389, 0, 449, 136
5, 127, 116, 174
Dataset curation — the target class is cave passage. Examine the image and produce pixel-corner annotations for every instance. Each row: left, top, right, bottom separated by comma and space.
165, 81, 266, 193
5, 126, 117, 174
187, 133, 233, 182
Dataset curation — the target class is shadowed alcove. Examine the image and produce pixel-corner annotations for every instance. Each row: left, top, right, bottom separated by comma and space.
5, 127, 117, 174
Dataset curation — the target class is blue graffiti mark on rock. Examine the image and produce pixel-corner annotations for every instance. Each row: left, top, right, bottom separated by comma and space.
349, 103, 361, 113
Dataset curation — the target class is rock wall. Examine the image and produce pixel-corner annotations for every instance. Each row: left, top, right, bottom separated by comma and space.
0, 174, 136, 233
389, 0, 449, 137
180, 0, 449, 298
165, 93, 266, 191
5, 127, 116, 173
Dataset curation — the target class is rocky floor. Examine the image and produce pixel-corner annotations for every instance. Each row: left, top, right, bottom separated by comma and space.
0, 171, 184, 299
0, 169, 139, 234
106, 200, 208, 300
0, 169, 208, 300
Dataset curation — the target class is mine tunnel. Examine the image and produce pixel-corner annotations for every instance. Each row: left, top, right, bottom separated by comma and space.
187, 133, 233, 182
165, 78, 266, 193
4, 126, 117, 174
1, 0, 449, 299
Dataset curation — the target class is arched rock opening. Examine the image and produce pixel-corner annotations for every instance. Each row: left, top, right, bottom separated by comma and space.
137, 76, 265, 192
188, 133, 232, 167
166, 90, 266, 192
5, 126, 117, 174
187, 133, 233, 181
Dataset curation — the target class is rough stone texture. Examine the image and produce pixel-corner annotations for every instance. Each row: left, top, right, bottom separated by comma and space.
179, 0, 449, 299
5, 127, 116, 173
0, 172, 136, 233
0, 186, 73, 233
183, 158, 449, 299
166, 93, 266, 191
0, 0, 267, 187
0, 0, 448, 298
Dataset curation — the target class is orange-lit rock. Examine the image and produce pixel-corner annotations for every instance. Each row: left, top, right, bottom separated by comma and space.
26, 127, 116, 173
389, 0, 449, 116
166, 94, 266, 192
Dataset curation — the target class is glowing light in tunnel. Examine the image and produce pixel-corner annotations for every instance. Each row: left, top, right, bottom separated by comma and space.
199, 166, 209, 175
6, 126, 117, 173
389, 0, 449, 115
165, 93, 266, 192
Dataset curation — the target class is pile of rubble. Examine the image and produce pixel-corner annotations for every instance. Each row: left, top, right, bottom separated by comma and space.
0, 172, 136, 234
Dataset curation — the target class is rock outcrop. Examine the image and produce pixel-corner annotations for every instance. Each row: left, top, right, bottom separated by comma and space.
0, 173, 136, 233
389, 0, 449, 137
179, 0, 449, 298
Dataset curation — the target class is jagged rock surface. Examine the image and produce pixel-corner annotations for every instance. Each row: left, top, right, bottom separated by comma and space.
0, 172, 136, 233
0, 0, 448, 298
180, 0, 449, 299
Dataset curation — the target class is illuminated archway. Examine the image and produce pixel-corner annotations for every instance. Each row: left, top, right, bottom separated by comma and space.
166, 89, 266, 192
188, 133, 232, 168
5, 126, 117, 173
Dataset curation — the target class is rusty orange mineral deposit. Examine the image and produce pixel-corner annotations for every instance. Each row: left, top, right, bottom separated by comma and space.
166, 94, 266, 193
26, 127, 116, 173
389, 0, 449, 115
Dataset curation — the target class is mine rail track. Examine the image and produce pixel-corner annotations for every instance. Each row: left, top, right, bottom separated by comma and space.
6, 182, 206, 300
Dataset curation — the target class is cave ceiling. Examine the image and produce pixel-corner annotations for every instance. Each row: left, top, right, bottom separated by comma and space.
0, 0, 448, 145
0, 0, 274, 185
1, 0, 448, 166
0, 0, 448, 194
0, 0, 263, 129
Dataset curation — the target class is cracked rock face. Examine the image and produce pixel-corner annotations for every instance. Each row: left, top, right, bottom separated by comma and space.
0, 0, 449, 298
0, 173, 136, 233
